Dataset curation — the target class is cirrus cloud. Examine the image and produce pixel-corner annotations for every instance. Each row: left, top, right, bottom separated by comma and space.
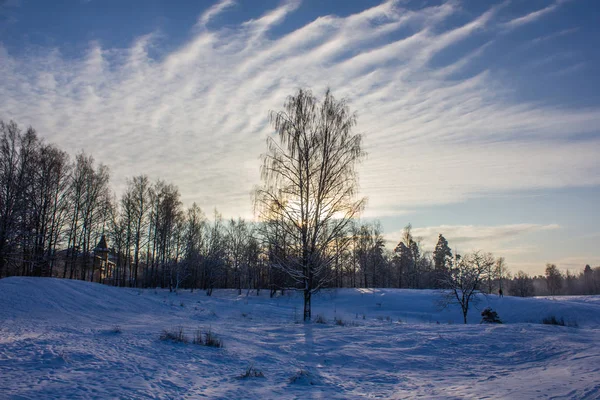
0, 0, 598, 222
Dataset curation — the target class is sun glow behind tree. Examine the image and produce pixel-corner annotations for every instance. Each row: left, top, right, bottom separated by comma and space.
255, 88, 366, 321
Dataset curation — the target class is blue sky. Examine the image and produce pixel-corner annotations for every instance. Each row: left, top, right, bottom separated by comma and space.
1, 0, 599, 275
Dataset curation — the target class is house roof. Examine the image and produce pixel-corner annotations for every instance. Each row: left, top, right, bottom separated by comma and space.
95, 235, 109, 252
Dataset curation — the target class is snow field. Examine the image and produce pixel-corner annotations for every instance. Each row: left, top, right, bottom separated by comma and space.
1, 277, 599, 399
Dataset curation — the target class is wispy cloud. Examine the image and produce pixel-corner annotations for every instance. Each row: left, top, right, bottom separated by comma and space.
530, 27, 579, 45
0, 0, 598, 221
385, 223, 559, 250
547, 61, 586, 77
196, 0, 236, 28
504, 0, 567, 28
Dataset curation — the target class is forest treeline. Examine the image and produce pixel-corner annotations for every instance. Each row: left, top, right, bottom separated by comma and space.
1, 119, 598, 296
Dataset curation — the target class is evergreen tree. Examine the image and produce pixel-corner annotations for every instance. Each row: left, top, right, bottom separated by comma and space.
433, 233, 452, 272
433, 234, 452, 287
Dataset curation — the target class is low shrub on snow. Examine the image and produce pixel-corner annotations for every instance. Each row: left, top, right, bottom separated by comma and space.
334, 317, 359, 327
238, 364, 265, 379
542, 316, 577, 327
191, 328, 223, 348
480, 307, 502, 324
192, 329, 203, 345
314, 314, 327, 324
204, 329, 223, 348
160, 326, 188, 343
289, 369, 318, 385
542, 315, 565, 326
159, 326, 223, 347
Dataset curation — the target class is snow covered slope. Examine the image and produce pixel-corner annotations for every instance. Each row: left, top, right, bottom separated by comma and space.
1, 277, 599, 399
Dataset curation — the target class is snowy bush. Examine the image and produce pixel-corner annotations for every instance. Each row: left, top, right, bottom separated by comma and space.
192, 329, 203, 345
203, 329, 223, 348
191, 328, 223, 347
541, 316, 577, 327
314, 314, 327, 324
238, 364, 265, 379
334, 318, 359, 327
160, 326, 188, 343
111, 325, 122, 334
480, 307, 502, 324
542, 315, 565, 326
289, 369, 318, 385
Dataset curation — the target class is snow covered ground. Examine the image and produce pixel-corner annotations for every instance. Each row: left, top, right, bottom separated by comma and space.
1, 277, 599, 399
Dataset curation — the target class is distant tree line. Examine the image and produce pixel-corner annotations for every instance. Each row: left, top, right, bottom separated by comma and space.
2, 116, 597, 296
507, 264, 600, 297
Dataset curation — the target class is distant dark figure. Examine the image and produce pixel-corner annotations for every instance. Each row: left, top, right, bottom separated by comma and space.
498, 288, 503, 298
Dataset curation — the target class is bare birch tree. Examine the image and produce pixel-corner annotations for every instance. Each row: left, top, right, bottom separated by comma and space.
255, 88, 366, 321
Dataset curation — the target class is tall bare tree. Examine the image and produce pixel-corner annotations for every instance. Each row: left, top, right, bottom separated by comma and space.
509, 270, 535, 297
203, 209, 226, 296
120, 175, 152, 286
255, 88, 366, 321
181, 203, 206, 292
545, 263, 563, 295
226, 217, 249, 295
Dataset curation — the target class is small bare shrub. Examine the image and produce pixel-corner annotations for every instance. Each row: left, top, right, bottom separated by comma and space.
193, 329, 204, 345
204, 329, 223, 348
239, 364, 265, 379
289, 369, 314, 385
334, 318, 359, 327
111, 325, 122, 334
542, 316, 577, 327
542, 316, 565, 326
160, 326, 188, 343
314, 314, 327, 324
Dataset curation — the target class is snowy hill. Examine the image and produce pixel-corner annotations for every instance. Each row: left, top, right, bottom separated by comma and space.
1, 277, 599, 399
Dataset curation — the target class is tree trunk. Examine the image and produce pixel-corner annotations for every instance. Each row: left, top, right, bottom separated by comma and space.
304, 289, 311, 321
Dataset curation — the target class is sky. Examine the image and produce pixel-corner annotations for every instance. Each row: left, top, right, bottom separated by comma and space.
1, 0, 599, 275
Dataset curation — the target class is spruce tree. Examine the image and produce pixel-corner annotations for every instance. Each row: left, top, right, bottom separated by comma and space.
433, 234, 452, 287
